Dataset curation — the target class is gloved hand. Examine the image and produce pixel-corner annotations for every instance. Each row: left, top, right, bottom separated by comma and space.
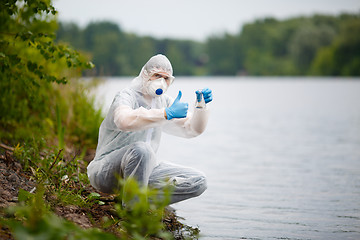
201, 88, 213, 104
165, 91, 188, 120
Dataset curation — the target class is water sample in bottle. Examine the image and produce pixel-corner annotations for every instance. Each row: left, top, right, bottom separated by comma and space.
195, 89, 205, 109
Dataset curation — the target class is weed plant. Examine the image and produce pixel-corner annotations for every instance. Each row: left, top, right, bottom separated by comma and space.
2, 186, 118, 240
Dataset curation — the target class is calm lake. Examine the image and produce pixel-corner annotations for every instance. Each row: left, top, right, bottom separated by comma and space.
93, 77, 360, 240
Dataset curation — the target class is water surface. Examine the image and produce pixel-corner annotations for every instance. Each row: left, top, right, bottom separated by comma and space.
95, 77, 360, 239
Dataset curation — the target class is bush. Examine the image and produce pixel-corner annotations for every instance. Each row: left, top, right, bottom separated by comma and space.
0, 0, 95, 149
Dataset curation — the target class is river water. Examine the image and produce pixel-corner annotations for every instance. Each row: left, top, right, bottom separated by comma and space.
94, 77, 360, 240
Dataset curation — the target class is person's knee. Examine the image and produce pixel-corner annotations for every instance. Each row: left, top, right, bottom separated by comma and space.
124, 142, 153, 166
122, 142, 157, 182
132, 142, 150, 158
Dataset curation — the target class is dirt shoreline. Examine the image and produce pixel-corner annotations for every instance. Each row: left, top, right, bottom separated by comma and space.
0, 149, 196, 239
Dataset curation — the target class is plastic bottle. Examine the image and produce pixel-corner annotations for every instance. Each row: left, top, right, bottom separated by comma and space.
195, 89, 206, 109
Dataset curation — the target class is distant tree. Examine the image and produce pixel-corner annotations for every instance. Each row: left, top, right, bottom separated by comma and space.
289, 23, 336, 74
311, 18, 360, 76
54, 13, 360, 77
82, 22, 124, 75
239, 17, 298, 75
207, 34, 241, 75
112, 34, 154, 75
56, 22, 83, 49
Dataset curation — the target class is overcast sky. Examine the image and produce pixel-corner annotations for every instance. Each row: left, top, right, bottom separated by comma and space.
54, 0, 360, 41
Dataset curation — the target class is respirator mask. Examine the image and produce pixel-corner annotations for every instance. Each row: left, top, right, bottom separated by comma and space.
145, 78, 168, 97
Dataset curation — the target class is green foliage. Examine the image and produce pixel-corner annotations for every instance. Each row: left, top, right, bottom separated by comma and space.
207, 34, 242, 75
11, 141, 89, 207
0, 0, 92, 84
52, 80, 104, 149
2, 186, 118, 240
56, 13, 360, 76
87, 192, 105, 206
1, 179, 177, 240
0, 0, 97, 149
209, 14, 360, 76
289, 22, 336, 73
6, 140, 187, 239
56, 22, 206, 76
114, 178, 174, 239
310, 17, 360, 76
55, 103, 65, 150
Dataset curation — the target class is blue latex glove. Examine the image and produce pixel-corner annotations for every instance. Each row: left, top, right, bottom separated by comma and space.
165, 91, 188, 120
202, 88, 213, 104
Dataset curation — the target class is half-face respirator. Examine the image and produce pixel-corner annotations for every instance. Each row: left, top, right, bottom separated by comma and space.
145, 78, 168, 97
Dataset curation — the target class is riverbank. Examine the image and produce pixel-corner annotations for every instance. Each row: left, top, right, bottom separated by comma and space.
0, 143, 199, 240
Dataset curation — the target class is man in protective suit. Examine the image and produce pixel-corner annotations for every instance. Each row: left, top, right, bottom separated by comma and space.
87, 54, 213, 204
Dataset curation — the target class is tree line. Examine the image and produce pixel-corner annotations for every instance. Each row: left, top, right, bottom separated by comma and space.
56, 13, 360, 76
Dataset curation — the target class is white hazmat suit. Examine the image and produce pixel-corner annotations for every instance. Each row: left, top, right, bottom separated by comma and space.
87, 54, 210, 204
